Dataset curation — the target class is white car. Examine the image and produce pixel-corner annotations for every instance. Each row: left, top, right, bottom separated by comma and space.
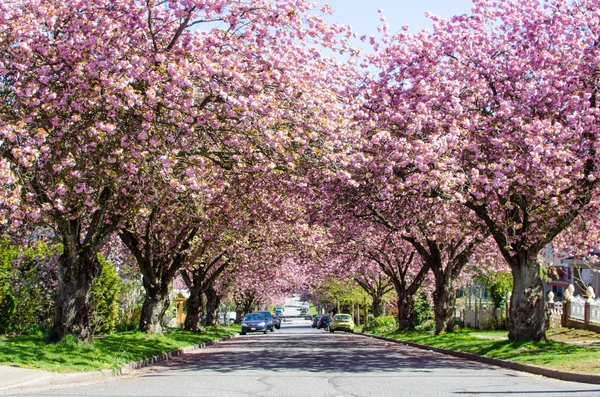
219, 311, 237, 325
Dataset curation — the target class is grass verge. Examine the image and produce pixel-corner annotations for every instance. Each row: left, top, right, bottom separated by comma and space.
0, 326, 240, 373
364, 327, 600, 374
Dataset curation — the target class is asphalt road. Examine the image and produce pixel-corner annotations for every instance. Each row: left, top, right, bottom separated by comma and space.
8, 321, 600, 397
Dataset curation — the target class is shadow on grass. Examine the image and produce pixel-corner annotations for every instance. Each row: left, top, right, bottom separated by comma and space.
369, 328, 598, 367
0, 327, 239, 372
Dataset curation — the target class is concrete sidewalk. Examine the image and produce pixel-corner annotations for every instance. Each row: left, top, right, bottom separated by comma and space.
0, 365, 116, 395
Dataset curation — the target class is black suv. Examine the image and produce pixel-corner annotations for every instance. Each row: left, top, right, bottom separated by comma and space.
256, 311, 275, 332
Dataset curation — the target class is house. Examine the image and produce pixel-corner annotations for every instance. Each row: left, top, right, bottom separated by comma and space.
541, 246, 600, 299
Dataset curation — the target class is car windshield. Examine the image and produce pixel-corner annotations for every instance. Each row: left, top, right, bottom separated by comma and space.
335, 315, 351, 321
258, 311, 272, 318
244, 313, 264, 321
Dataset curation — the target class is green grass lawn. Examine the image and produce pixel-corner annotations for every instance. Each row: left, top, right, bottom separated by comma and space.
364, 327, 600, 374
0, 326, 240, 373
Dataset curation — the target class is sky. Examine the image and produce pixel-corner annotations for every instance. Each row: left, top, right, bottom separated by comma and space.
322, 0, 475, 36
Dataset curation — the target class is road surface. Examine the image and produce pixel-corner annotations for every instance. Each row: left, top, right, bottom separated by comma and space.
8, 320, 600, 397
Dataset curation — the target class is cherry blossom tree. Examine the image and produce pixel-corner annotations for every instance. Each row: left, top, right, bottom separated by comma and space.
364, 0, 600, 341
181, 246, 231, 330
354, 263, 394, 318
0, 0, 358, 341
118, 202, 200, 334
362, 233, 430, 330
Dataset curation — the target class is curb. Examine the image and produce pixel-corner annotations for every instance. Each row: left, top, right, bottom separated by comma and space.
359, 333, 600, 385
116, 335, 235, 375
0, 334, 238, 395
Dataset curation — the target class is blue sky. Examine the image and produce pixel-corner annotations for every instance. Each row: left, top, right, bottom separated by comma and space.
322, 0, 475, 36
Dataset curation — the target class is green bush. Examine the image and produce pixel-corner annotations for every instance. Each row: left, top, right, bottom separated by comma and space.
363, 315, 397, 333
0, 293, 15, 333
0, 242, 59, 334
414, 291, 434, 330
90, 255, 121, 334
0, 239, 16, 333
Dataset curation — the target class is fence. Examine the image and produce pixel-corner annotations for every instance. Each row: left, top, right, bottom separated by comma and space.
548, 294, 600, 333
463, 306, 504, 330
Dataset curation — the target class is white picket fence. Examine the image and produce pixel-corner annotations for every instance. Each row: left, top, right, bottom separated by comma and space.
547, 286, 600, 332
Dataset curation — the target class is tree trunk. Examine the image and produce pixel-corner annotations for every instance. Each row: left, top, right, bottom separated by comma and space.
235, 308, 243, 324
204, 287, 220, 326
508, 253, 546, 342
372, 294, 385, 317
433, 280, 456, 334
397, 292, 417, 330
184, 288, 204, 331
139, 284, 170, 334
242, 299, 254, 315
49, 249, 101, 342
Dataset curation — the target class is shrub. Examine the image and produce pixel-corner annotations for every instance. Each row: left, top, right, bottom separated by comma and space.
363, 315, 397, 333
0, 293, 15, 333
90, 255, 121, 334
414, 291, 434, 329
4, 242, 59, 334
0, 240, 17, 333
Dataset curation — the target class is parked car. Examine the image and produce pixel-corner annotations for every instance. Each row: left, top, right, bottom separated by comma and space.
256, 311, 275, 332
317, 315, 332, 330
275, 307, 284, 316
272, 315, 282, 329
241, 313, 268, 335
329, 313, 355, 333
312, 315, 321, 328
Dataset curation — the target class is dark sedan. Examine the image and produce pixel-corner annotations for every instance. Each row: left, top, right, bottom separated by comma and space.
272, 315, 282, 329
256, 311, 275, 332
241, 313, 268, 335
317, 315, 332, 330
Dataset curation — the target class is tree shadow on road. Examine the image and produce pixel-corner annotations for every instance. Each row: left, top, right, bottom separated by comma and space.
145, 329, 499, 375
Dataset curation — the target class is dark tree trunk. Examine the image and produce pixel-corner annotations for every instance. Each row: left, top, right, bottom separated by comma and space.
241, 296, 256, 315
119, 224, 198, 335
508, 252, 547, 342
372, 295, 385, 317
465, 201, 559, 342
139, 283, 170, 334
47, 188, 118, 343
433, 280, 456, 334
235, 308, 243, 324
49, 248, 101, 342
403, 238, 474, 335
184, 288, 204, 331
204, 287, 221, 326
397, 291, 417, 330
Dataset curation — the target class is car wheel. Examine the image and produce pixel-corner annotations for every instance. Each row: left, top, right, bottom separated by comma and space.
241, 331, 246, 335
264, 329, 268, 334
270, 327, 274, 332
